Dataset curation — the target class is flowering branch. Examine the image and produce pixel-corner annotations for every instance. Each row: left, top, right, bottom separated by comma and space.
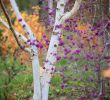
10, 0, 37, 45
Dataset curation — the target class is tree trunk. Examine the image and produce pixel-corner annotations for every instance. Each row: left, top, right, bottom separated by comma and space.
102, 0, 109, 16
41, 0, 67, 100
32, 55, 41, 100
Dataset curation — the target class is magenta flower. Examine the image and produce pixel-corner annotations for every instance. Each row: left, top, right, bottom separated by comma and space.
73, 49, 81, 54
18, 18, 22, 22
56, 56, 61, 61
64, 48, 71, 55
58, 39, 64, 46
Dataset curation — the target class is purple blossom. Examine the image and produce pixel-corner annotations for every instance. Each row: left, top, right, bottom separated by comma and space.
56, 56, 61, 61
49, 11, 55, 16
107, 21, 110, 29
64, 48, 71, 55
95, 31, 104, 36
23, 24, 26, 28
104, 56, 110, 60
73, 29, 78, 33
73, 49, 81, 54
63, 56, 68, 59
92, 45, 97, 48
45, 39, 50, 45
51, 67, 55, 71
65, 19, 70, 23
27, 39, 31, 42
94, 65, 100, 72
85, 53, 93, 60
67, 35, 73, 40
27, 32, 29, 34
48, 81, 51, 84
70, 56, 79, 61
78, 43, 84, 48
55, 24, 62, 29
43, 34, 46, 38
72, 41, 75, 45
36, 43, 43, 49
22, 46, 25, 50
74, 23, 77, 27
79, 96, 85, 100
18, 18, 22, 22
64, 25, 70, 31
91, 27, 96, 31
58, 39, 64, 46
61, 83, 65, 89
30, 42, 35, 45
43, 6, 50, 10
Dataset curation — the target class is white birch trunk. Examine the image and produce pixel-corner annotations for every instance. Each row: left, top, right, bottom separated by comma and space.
9, 1, 41, 100
41, 35, 59, 100
32, 54, 41, 100
60, 0, 82, 23
41, 0, 67, 100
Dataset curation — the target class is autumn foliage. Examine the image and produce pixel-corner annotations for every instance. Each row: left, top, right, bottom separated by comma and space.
0, 6, 46, 63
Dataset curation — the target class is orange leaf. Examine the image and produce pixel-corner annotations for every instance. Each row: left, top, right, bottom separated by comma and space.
103, 69, 110, 78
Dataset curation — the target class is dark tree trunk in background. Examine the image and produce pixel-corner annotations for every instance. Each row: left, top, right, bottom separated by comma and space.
3, 0, 9, 4
109, 0, 110, 14
102, 0, 109, 16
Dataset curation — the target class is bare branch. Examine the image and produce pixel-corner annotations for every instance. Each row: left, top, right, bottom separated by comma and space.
60, 0, 82, 23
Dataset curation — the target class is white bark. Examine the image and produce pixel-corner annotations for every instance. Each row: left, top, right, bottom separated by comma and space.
32, 55, 41, 100
60, 0, 82, 23
0, 17, 27, 43
10, 0, 36, 42
9, 1, 41, 100
41, 35, 59, 100
48, 0, 54, 26
41, 0, 67, 100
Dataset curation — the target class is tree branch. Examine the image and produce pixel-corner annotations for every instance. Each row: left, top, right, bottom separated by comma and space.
0, 0, 30, 52
60, 0, 82, 23
9, 0, 37, 43
0, 17, 28, 43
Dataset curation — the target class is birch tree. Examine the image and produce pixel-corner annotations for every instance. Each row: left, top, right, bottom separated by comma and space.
0, 0, 82, 100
